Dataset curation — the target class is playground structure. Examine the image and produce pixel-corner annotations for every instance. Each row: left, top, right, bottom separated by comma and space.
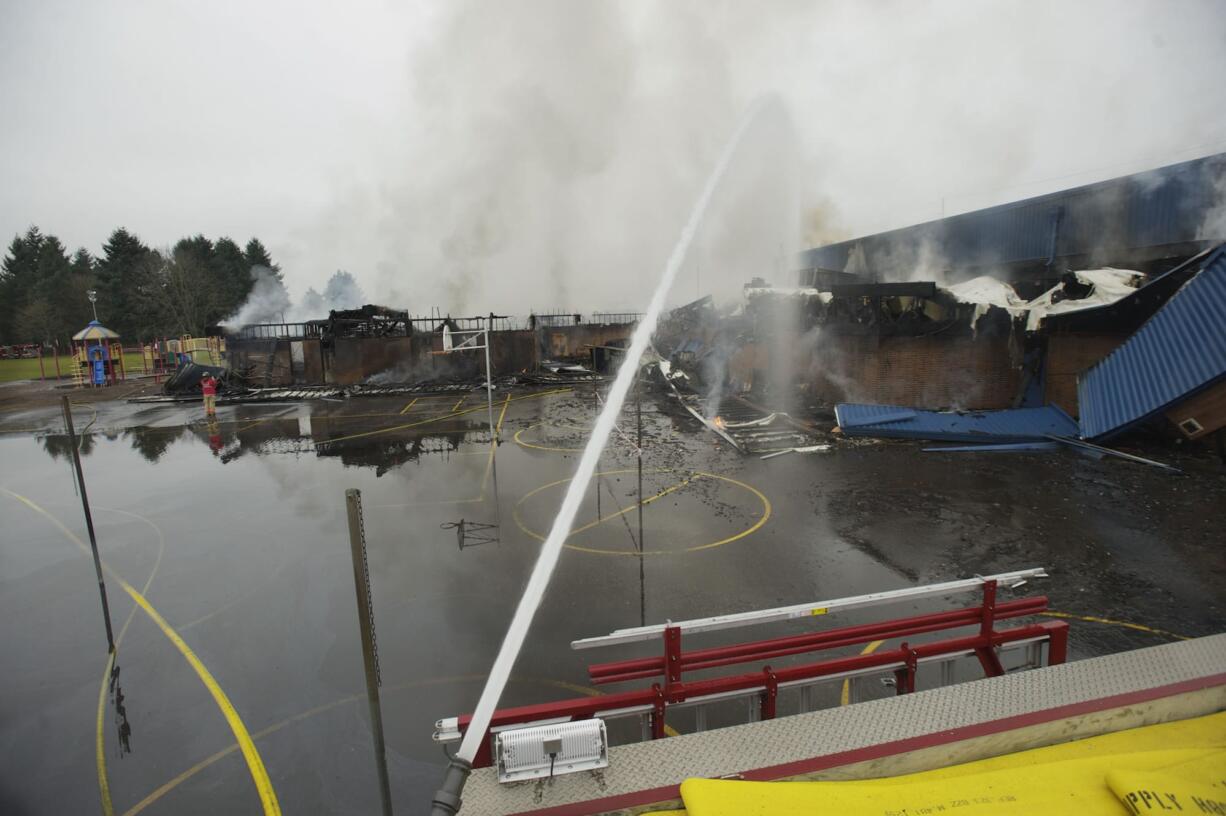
141, 336, 225, 383
70, 321, 124, 387
28, 325, 228, 387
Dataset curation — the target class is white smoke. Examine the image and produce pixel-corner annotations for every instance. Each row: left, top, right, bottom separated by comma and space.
224, 268, 369, 327
225, 266, 292, 325
270, 0, 1226, 317
1198, 161, 1226, 242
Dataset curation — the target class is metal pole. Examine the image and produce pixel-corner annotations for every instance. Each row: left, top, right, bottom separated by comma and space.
483, 315, 496, 442
595, 384, 601, 521
345, 489, 394, 816
637, 372, 646, 627
62, 395, 116, 653
636, 373, 644, 550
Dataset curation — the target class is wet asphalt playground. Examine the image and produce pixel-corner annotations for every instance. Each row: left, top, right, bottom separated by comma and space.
1, 382, 1223, 814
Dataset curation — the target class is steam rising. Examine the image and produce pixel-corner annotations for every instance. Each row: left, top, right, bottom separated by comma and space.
279, 1, 1226, 316
227, 267, 291, 326
225, 269, 367, 327
4, 3, 1225, 311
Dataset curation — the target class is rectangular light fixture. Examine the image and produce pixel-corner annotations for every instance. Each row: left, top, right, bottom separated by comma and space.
496, 719, 609, 783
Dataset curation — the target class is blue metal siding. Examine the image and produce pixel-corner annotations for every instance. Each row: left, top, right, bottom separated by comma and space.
1077, 248, 1226, 439
799, 153, 1226, 278
834, 403, 1079, 443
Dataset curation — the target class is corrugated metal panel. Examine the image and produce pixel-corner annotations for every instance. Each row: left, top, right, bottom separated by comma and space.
835, 403, 1079, 443
799, 152, 1226, 279
1078, 248, 1226, 439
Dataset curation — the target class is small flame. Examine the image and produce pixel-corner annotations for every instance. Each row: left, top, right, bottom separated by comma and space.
712, 416, 726, 430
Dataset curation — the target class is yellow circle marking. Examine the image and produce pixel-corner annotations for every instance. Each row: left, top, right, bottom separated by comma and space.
1039, 611, 1189, 641
513, 469, 771, 556
840, 639, 885, 706
514, 420, 586, 452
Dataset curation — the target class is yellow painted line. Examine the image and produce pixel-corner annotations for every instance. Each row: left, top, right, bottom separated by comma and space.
124, 588, 281, 814
5, 501, 166, 816
513, 469, 772, 556
234, 417, 275, 432
91, 508, 165, 815
567, 477, 695, 538
478, 394, 512, 495
513, 468, 675, 542
513, 420, 589, 453
177, 595, 247, 632
97, 648, 116, 816
314, 387, 570, 447
399, 397, 419, 415
514, 423, 577, 452
513, 419, 644, 454
840, 640, 884, 706
372, 393, 514, 508
3, 491, 281, 816
1040, 611, 1190, 641
452, 396, 465, 412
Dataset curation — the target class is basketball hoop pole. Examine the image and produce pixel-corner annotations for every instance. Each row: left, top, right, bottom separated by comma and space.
484, 313, 495, 443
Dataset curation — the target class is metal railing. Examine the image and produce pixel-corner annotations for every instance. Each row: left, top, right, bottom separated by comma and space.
433, 569, 1068, 768
589, 311, 643, 325
230, 323, 320, 340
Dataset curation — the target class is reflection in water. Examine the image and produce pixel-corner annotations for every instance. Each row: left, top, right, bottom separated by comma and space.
40, 430, 102, 460
127, 426, 190, 462
315, 429, 484, 476
44, 412, 495, 475
110, 660, 133, 758
207, 419, 223, 457
441, 519, 500, 550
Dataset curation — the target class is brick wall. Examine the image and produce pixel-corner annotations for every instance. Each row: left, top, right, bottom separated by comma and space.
1045, 333, 1126, 417
807, 334, 1021, 410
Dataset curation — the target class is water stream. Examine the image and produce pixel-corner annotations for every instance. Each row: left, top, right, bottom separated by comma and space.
457, 97, 776, 763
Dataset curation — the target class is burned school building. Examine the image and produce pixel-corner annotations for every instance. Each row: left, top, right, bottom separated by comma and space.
650, 152, 1225, 448
221, 153, 1226, 450
224, 307, 641, 387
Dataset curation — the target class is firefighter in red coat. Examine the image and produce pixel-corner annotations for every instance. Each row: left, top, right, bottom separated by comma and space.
201, 373, 218, 418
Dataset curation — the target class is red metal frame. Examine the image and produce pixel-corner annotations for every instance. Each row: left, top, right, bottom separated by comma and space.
454, 582, 1069, 768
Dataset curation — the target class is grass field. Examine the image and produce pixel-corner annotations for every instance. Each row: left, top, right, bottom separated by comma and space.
0, 353, 150, 383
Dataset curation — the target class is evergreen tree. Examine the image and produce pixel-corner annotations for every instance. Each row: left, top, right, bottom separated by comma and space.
0, 227, 44, 342
96, 228, 160, 339
31, 234, 73, 344
323, 270, 365, 310
213, 237, 253, 316
158, 237, 221, 336
63, 248, 97, 340
299, 287, 326, 317
70, 247, 94, 276
244, 238, 280, 280
0, 228, 290, 343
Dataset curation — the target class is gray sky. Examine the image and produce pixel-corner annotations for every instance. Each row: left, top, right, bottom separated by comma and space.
3, 0, 1225, 314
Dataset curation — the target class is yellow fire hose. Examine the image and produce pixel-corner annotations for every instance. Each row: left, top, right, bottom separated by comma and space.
646, 710, 1226, 815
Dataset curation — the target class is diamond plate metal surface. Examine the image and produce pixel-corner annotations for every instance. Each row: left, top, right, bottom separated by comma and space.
459, 634, 1226, 815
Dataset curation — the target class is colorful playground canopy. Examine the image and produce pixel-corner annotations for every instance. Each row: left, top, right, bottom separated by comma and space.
72, 320, 120, 341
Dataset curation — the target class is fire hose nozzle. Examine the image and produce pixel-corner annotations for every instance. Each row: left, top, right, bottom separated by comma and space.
431, 755, 473, 815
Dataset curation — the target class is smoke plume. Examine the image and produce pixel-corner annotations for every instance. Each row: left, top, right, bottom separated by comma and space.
224, 268, 368, 327
276, 1, 1226, 317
